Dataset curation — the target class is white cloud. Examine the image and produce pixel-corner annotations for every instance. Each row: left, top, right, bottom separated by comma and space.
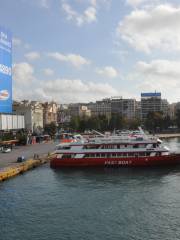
126, 0, 148, 7
43, 68, 54, 76
14, 77, 118, 103
13, 62, 35, 87
130, 59, 180, 102
40, 0, 49, 8
62, 1, 97, 26
25, 51, 41, 61
90, 0, 97, 7
12, 62, 117, 102
42, 78, 118, 103
96, 66, 118, 78
136, 60, 180, 79
12, 37, 31, 50
12, 38, 22, 47
47, 52, 90, 68
117, 4, 180, 53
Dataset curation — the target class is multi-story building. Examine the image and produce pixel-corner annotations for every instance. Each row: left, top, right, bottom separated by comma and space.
168, 103, 176, 120
68, 104, 91, 118
141, 92, 162, 120
57, 104, 71, 125
135, 101, 141, 119
87, 98, 111, 118
111, 97, 136, 120
43, 102, 58, 127
161, 99, 169, 116
13, 100, 43, 132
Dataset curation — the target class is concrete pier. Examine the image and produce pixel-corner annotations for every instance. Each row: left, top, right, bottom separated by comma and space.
0, 142, 56, 182
156, 133, 180, 139
0, 154, 54, 182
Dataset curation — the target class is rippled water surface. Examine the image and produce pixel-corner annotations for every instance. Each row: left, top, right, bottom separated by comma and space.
1, 138, 180, 240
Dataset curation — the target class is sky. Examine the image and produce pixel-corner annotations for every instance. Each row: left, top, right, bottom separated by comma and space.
1, 0, 180, 103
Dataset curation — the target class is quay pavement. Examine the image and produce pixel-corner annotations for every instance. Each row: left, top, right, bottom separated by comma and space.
0, 142, 56, 169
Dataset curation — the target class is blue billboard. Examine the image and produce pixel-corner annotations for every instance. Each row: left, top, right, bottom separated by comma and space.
0, 26, 12, 113
141, 92, 161, 97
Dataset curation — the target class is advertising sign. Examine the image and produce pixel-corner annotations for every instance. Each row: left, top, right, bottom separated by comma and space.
0, 26, 12, 113
141, 92, 161, 98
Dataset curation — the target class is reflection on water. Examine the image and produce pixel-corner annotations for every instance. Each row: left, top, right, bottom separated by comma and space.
1, 138, 180, 240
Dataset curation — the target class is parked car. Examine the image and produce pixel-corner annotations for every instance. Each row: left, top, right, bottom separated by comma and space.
17, 156, 26, 162
2, 147, 12, 153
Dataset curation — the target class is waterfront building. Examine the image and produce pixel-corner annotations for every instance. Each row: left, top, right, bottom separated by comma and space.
111, 97, 136, 120
87, 98, 111, 118
135, 101, 141, 119
13, 100, 43, 132
57, 105, 71, 125
161, 99, 169, 116
68, 104, 91, 118
168, 103, 176, 120
141, 92, 162, 120
175, 102, 180, 117
42, 102, 58, 127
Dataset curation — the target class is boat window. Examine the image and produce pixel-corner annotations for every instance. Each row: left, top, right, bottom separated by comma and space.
101, 153, 105, 157
112, 153, 116, 157
62, 154, 72, 159
139, 152, 145, 157
128, 153, 133, 157
117, 153, 122, 157
133, 144, 138, 148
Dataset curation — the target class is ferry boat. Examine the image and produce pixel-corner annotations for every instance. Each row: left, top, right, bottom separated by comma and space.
50, 131, 180, 168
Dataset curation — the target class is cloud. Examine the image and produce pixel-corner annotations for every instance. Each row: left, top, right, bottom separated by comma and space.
36, 0, 51, 9
13, 62, 35, 87
62, 1, 97, 26
12, 38, 22, 47
25, 51, 41, 61
96, 66, 118, 78
130, 59, 180, 102
126, 0, 148, 7
116, 4, 180, 53
42, 78, 118, 103
12, 37, 31, 50
43, 68, 54, 76
39, 0, 49, 8
136, 60, 180, 79
47, 52, 90, 68
12, 63, 117, 102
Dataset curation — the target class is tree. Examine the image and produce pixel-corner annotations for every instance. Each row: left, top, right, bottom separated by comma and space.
69, 116, 80, 131
109, 113, 124, 131
44, 122, 57, 136
145, 111, 163, 132
127, 118, 141, 130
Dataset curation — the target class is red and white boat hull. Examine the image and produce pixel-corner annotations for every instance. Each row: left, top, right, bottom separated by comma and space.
50, 154, 180, 168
